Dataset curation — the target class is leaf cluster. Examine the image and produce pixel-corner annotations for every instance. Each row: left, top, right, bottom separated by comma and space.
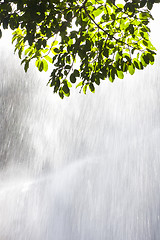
0, 0, 157, 98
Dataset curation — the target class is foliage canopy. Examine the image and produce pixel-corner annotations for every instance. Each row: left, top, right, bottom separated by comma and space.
0, 0, 159, 98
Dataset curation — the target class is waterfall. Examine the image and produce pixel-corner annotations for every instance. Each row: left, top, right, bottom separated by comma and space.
0, 6, 160, 240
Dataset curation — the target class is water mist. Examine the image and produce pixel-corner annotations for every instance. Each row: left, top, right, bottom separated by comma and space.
0, 6, 160, 240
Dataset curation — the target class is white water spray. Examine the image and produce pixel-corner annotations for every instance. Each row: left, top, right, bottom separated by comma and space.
0, 6, 160, 240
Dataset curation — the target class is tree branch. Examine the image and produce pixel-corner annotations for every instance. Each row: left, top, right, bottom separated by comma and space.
83, 5, 138, 50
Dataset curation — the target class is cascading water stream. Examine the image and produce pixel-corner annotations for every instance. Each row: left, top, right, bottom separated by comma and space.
0, 6, 160, 240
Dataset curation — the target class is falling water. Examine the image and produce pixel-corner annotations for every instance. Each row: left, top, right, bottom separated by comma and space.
0, 6, 160, 240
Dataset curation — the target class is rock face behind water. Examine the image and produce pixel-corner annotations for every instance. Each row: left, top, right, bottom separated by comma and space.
1, 10, 160, 240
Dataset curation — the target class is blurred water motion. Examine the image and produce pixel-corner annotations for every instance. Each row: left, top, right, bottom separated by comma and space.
0, 6, 160, 240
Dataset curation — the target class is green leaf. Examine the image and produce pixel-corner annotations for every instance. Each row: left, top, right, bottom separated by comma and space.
129, 24, 134, 34
53, 48, 60, 54
62, 84, 70, 94
3, 18, 9, 29
93, 8, 103, 17
102, 14, 109, 21
117, 71, 124, 79
128, 64, 135, 75
141, 27, 148, 33
147, 1, 153, 10
103, 49, 109, 58
42, 59, 48, 72
59, 89, 64, 99
115, 52, 120, 61
83, 84, 88, 94
18, 47, 23, 59
67, 81, 72, 88
147, 53, 154, 63
66, 11, 72, 20
54, 79, 60, 92
95, 78, 100, 85
140, 0, 147, 7
89, 83, 95, 93
85, 39, 92, 51
51, 40, 58, 46
66, 55, 71, 64
142, 40, 148, 47
44, 55, 52, 63
87, 5, 94, 11
142, 54, 149, 64
25, 48, 31, 55
24, 61, 29, 72
76, 81, 83, 88
70, 74, 76, 83
111, 14, 115, 20
133, 59, 140, 69
78, 49, 86, 58
39, 61, 44, 72
73, 69, 80, 77
65, 65, 71, 69
35, 59, 40, 68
